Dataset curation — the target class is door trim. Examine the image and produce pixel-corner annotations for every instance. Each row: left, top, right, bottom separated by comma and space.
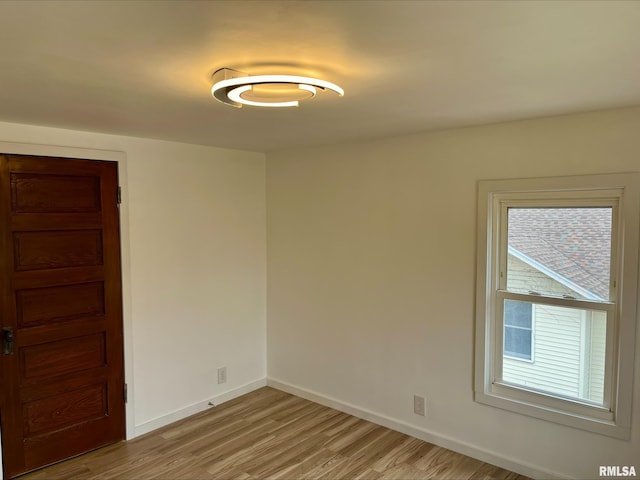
0, 142, 134, 479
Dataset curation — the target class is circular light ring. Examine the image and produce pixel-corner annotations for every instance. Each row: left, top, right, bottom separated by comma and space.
212, 74, 343, 108
298, 84, 317, 97
227, 84, 317, 108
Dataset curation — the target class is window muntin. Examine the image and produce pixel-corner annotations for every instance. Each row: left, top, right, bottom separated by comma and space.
474, 174, 640, 439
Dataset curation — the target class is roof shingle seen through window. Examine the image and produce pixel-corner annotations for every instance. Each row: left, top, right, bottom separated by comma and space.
508, 208, 612, 300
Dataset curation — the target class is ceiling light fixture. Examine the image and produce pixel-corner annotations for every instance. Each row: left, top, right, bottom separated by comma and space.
211, 68, 343, 108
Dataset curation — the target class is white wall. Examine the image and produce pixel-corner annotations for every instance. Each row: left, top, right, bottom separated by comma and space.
2, 107, 639, 479
0, 121, 267, 454
266, 106, 640, 479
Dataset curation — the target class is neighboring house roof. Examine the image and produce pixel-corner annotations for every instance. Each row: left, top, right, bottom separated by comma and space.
508, 208, 611, 301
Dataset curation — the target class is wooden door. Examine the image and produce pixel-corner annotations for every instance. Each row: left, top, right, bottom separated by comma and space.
0, 154, 125, 478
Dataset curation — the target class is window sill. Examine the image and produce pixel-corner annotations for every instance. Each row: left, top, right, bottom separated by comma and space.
474, 388, 629, 440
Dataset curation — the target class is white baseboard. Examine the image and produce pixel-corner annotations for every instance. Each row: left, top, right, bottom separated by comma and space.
267, 377, 566, 480
134, 377, 267, 437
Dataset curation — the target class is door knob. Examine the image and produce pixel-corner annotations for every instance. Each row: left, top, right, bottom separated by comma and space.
2, 327, 14, 355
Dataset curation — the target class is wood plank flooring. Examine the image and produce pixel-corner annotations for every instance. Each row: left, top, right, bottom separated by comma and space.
20, 387, 531, 480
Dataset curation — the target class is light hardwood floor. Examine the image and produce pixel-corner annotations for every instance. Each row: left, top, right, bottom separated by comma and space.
21, 387, 531, 480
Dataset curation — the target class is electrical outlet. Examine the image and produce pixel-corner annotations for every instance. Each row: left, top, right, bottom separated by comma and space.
217, 366, 227, 384
413, 394, 426, 416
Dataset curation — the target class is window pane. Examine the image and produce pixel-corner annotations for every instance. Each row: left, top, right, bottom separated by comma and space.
504, 299, 532, 328
503, 300, 532, 360
504, 326, 532, 360
506, 208, 612, 301
502, 304, 606, 405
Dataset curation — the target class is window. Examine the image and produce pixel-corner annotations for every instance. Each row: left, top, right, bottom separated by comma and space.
503, 300, 533, 361
475, 174, 640, 439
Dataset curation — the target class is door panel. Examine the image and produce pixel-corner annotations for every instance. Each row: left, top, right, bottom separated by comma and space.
16, 281, 105, 328
21, 333, 106, 380
24, 382, 107, 436
13, 230, 104, 270
0, 154, 125, 478
11, 173, 101, 213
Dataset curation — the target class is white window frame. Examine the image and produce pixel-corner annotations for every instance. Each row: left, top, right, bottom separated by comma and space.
474, 173, 639, 439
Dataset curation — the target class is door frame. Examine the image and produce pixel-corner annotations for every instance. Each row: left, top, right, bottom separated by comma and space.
0, 142, 134, 478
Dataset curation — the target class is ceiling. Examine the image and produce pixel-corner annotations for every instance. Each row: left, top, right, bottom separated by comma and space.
1, 1, 639, 153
